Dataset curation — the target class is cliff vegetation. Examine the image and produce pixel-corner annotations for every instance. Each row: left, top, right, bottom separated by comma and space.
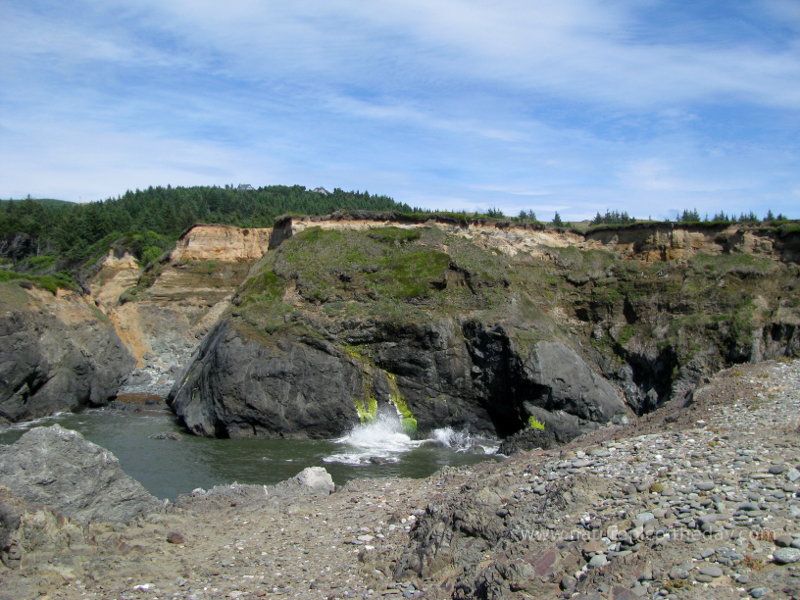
169, 218, 800, 444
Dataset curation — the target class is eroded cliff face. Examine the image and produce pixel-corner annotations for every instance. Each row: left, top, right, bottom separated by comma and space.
90, 225, 271, 397
169, 225, 272, 262
169, 219, 800, 442
289, 214, 797, 263
0, 285, 134, 424
289, 214, 593, 258
586, 222, 799, 263
5, 216, 798, 436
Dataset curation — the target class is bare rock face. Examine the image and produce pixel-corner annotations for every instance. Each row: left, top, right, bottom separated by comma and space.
0, 425, 160, 523
522, 341, 628, 424
170, 224, 271, 262
0, 288, 135, 424
169, 321, 366, 438
169, 315, 630, 443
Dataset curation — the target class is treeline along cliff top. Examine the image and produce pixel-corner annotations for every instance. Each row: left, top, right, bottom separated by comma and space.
1, 185, 797, 295
0, 185, 409, 283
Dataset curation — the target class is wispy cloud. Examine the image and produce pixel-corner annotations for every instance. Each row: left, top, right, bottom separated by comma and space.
0, 0, 798, 219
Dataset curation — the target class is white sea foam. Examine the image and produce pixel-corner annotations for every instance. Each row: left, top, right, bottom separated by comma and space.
431, 426, 499, 455
322, 413, 499, 465
323, 411, 424, 466
0, 411, 69, 435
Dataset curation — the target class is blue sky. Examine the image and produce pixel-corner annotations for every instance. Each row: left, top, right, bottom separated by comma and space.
1, 0, 798, 221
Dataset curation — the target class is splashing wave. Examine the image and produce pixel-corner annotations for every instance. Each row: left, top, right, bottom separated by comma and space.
323, 413, 498, 466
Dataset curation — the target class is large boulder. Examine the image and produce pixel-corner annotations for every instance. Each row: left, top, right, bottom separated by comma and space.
0, 289, 135, 424
522, 341, 628, 424
169, 320, 367, 438
0, 425, 160, 523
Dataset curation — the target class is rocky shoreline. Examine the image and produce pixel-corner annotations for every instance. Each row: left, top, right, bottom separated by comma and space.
1, 358, 799, 600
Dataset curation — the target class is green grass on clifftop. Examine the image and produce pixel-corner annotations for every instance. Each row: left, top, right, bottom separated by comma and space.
230, 224, 799, 382
231, 226, 525, 334
0, 269, 77, 294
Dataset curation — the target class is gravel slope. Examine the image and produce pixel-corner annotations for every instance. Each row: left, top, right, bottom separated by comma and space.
2, 358, 799, 600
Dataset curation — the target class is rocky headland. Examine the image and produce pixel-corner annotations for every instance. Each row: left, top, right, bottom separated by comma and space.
1, 212, 800, 598
169, 217, 799, 446
2, 215, 798, 443
0, 358, 798, 600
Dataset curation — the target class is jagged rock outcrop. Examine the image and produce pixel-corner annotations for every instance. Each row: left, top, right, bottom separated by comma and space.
0, 425, 160, 523
169, 320, 366, 438
0, 287, 135, 424
170, 314, 630, 441
170, 220, 800, 443
0, 486, 86, 570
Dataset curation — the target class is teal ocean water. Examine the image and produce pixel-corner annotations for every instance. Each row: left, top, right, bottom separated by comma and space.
0, 408, 501, 499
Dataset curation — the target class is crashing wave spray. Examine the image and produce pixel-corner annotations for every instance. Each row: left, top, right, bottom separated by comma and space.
323, 410, 424, 466
431, 426, 500, 455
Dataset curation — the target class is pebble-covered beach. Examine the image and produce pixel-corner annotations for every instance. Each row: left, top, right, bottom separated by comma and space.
2, 359, 799, 600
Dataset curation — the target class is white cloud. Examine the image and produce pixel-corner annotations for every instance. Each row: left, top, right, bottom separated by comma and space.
43, 0, 797, 110
617, 158, 748, 193
0, 0, 798, 219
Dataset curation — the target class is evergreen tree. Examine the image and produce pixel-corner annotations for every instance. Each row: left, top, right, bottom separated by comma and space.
486, 207, 504, 218
679, 209, 701, 223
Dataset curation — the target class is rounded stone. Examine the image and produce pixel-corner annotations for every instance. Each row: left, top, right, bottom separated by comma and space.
588, 554, 609, 569
696, 481, 716, 491
773, 547, 800, 565
560, 574, 577, 592
669, 566, 690, 580
697, 563, 723, 578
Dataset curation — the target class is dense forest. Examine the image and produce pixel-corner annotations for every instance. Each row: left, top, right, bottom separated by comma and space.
0, 185, 410, 283
0, 184, 795, 292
